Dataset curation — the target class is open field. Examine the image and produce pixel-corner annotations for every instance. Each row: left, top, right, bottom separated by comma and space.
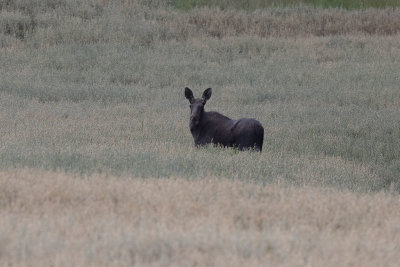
1, 170, 400, 266
1, 27, 400, 191
1, 0, 400, 265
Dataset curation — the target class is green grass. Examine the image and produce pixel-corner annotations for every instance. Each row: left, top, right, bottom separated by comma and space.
172, 0, 400, 10
1, 0, 400, 192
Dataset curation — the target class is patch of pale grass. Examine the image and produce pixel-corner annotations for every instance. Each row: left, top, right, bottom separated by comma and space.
1, 169, 400, 266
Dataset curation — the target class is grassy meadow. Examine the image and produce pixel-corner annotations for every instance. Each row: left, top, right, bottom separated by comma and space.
1, 170, 400, 266
1, 0, 400, 265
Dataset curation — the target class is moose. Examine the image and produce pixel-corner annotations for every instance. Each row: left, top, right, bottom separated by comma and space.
185, 87, 264, 151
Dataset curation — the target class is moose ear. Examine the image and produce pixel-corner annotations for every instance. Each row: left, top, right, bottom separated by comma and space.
185, 87, 194, 103
202, 88, 212, 103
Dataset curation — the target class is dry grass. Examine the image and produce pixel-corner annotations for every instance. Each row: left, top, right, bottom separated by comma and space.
1, 3, 400, 265
1, 1, 400, 46
1, 169, 400, 266
150, 7, 400, 39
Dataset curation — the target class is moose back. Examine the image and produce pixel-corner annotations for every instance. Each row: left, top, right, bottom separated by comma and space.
185, 87, 264, 151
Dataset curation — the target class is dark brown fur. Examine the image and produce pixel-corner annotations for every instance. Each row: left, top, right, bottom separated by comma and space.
185, 87, 264, 151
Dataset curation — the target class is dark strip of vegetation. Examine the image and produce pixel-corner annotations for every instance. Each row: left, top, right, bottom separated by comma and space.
1, 1, 400, 47
172, 0, 400, 10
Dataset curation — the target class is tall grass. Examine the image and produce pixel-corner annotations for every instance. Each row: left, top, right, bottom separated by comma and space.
1, 0, 400, 43
1, 0, 400, 192
1, 170, 400, 266
1, 2, 400, 265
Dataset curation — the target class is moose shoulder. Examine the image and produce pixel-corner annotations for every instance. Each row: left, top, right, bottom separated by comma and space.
184, 87, 264, 152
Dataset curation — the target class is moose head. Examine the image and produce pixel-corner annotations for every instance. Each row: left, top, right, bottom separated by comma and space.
185, 87, 212, 130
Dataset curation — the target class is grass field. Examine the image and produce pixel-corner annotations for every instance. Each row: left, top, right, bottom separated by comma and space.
1, 0, 400, 265
1, 170, 400, 266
